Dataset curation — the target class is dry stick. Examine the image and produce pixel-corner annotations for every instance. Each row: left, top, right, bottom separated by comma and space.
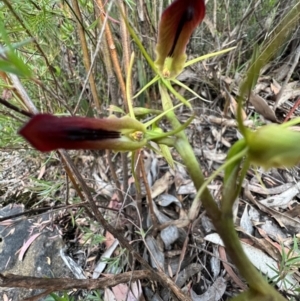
0, 271, 153, 291
135, 150, 143, 215
2, 0, 66, 100
174, 223, 192, 283
97, 0, 130, 204
0, 201, 132, 223
97, 17, 118, 106
0, 97, 32, 118
8, 79, 190, 301
95, 0, 128, 112
118, 0, 131, 195
32, 79, 72, 112
224, 0, 259, 77
284, 96, 300, 122
106, 149, 123, 202
140, 152, 159, 234
73, 1, 111, 114
65, 169, 70, 205
121, 152, 129, 199
118, 0, 131, 80
275, 43, 300, 108
153, 0, 158, 30
71, 0, 101, 111
10, 74, 38, 114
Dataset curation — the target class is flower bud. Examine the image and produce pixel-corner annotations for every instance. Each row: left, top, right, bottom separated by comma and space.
246, 125, 300, 169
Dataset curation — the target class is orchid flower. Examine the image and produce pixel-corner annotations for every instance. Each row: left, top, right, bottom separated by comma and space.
155, 0, 205, 78
19, 114, 147, 152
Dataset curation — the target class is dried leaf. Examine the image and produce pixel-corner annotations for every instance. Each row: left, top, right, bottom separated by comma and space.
60, 249, 86, 279
144, 151, 158, 187
18, 233, 41, 261
259, 182, 300, 209
256, 227, 286, 259
191, 277, 226, 301
210, 245, 220, 279
275, 85, 300, 108
240, 204, 254, 235
211, 128, 231, 148
205, 233, 297, 291
219, 246, 247, 290
144, 287, 163, 301
112, 283, 140, 301
249, 92, 277, 122
202, 150, 227, 163
156, 194, 182, 208
244, 181, 294, 195
160, 225, 179, 249
93, 239, 119, 279
130, 281, 143, 301
229, 94, 247, 120
151, 171, 174, 199
104, 288, 117, 301
238, 224, 281, 261
3, 293, 9, 301
152, 201, 172, 224
145, 236, 164, 270
105, 231, 116, 249
246, 186, 300, 232
270, 79, 281, 95
37, 164, 46, 180
175, 263, 201, 287
260, 220, 287, 242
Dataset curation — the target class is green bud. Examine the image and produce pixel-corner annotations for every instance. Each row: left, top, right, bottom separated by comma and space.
246, 124, 300, 169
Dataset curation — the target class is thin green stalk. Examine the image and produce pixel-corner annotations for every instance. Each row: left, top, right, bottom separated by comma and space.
159, 83, 220, 219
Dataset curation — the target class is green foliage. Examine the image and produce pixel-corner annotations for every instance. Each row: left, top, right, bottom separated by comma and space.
101, 248, 127, 274
249, 112, 264, 127
80, 225, 106, 247
28, 177, 64, 205
269, 237, 300, 294
124, 0, 136, 10
0, 114, 24, 148
45, 290, 104, 301
85, 290, 103, 301
45, 292, 75, 301
0, 21, 32, 77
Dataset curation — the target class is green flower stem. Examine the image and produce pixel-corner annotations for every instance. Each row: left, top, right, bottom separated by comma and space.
217, 159, 272, 293
159, 83, 219, 215
159, 82, 286, 299
214, 217, 286, 300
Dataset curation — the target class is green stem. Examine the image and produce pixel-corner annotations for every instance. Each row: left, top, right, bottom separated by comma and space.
159, 82, 286, 299
214, 217, 285, 300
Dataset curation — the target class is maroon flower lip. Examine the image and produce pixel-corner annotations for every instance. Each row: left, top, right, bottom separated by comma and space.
167, 4, 198, 57
19, 114, 147, 152
64, 127, 120, 141
155, 0, 205, 76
